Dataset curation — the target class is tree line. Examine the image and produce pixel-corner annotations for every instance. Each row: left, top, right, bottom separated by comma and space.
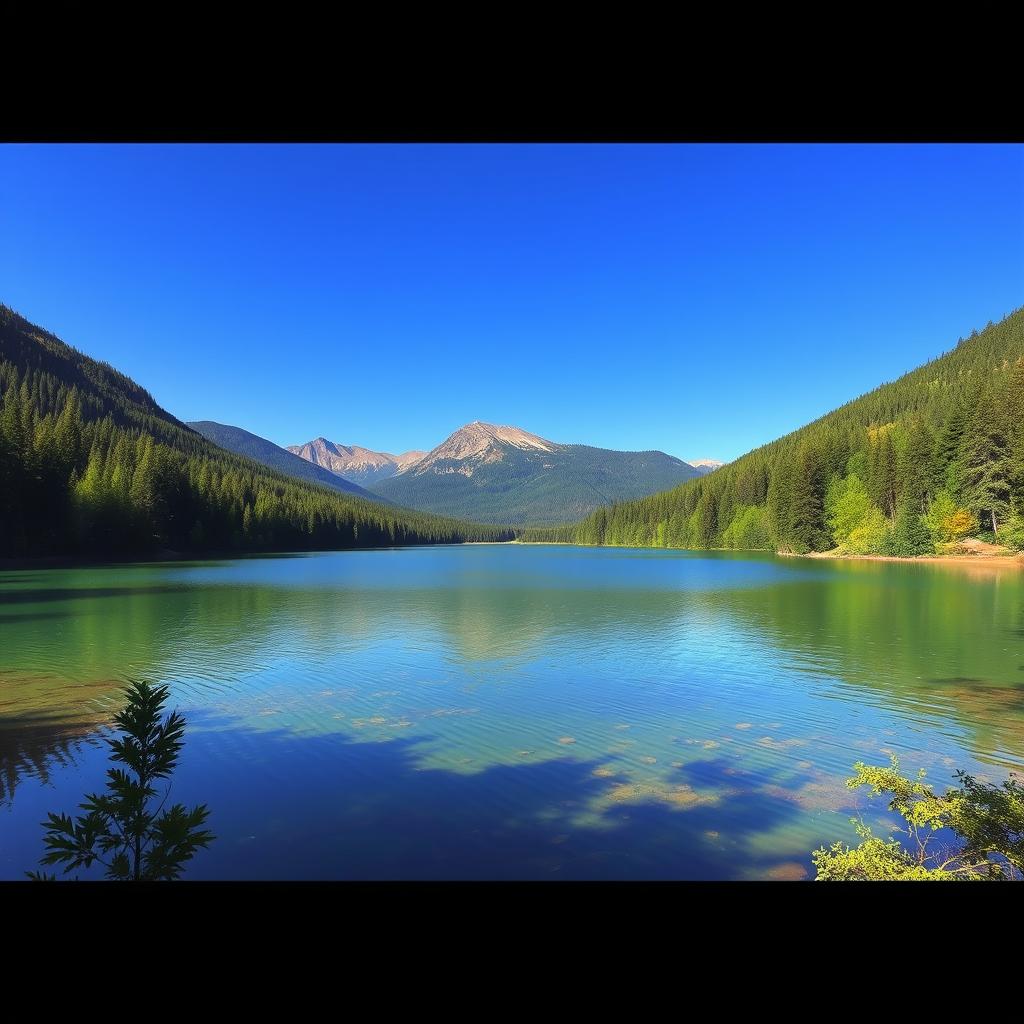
520, 308, 1024, 556
0, 305, 512, 559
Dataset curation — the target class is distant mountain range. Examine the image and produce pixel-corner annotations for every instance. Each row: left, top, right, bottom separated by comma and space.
187, 421, 383, 501
289, 421, 702, 525
689, 459, 724, 475
0, 303, 511, 559
286, 438, 426, 486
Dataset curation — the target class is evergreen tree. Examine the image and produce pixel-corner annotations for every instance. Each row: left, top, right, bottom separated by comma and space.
693, 490, 717, 548
766, 457, 792, 550
889, 499, 932, 556
934, 404, 967, 493
868, 428, 898, 519
787, 439, 828, 553
1002, 360, 1024, 512
958, 385, 1013, 535
899, 418, 936, 512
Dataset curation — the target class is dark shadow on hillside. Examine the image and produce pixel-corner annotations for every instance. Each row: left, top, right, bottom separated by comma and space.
179, 718, 812, 881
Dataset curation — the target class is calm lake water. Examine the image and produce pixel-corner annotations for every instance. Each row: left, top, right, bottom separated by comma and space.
2, 545, 1022, 880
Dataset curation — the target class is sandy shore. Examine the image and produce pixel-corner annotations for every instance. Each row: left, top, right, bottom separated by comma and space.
780, 550, 1024, 569
516, 540, 1024, 568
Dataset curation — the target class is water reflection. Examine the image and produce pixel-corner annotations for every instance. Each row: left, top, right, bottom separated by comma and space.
0, 674, 115, 803
1, 547, 1022, 878
173, 718, 815, 880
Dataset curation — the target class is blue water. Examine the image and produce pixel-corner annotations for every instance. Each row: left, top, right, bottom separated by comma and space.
2, 545, 1022, 879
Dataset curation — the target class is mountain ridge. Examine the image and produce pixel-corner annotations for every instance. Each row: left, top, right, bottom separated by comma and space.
287, 438, 426, 486
187, 421, 384, 501
362, 420, 700, 525
0, 303, 513, 558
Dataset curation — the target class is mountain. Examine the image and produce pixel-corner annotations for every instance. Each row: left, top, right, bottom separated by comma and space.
187, 421, 384, 501
688, 459, 724, 475
287, 438, 426, 486
367, 421, 701, 525
0, 304, 512, 558
523, 308, 1024, 555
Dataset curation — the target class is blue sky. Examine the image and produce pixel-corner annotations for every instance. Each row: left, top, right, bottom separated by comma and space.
2, 143, 1022, 462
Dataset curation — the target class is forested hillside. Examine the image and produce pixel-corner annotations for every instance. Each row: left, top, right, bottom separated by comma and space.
187, 420, 386, 502
522, 308, 1024, 556
0, 305, 512, 558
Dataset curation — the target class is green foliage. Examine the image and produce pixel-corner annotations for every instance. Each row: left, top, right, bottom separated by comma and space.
825, 473, 874, 546
867, 427, 898, 519
957, 382, 1014, 534
786, 439, 829, 553
844, 507, 890, 555
29, 681, 215, 881
813, 755, 1024, 881
520, 310, 1024, 556
1000, 514, 1024, 552
0, 304, 513, 558
922, 489, 955, 545
888, 500, 933, 557
813, 825, 955, 881
898, 417, 938, 512
721, 504, 772, 550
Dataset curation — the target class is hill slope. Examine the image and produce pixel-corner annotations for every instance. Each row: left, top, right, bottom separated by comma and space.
368, 421, 700, 525
523, 308, 1024, 555
286, 438, 425, 486
188, 421, 384, 501
0, 304, 512, 558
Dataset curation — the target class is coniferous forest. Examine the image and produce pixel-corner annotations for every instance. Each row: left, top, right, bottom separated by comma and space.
522, 308, 1024, 556
0, 305, 512, 559
6, 301, 1024, 562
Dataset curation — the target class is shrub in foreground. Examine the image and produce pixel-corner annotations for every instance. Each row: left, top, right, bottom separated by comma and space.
813, 756, 1024, 881
29, 680, 214, 881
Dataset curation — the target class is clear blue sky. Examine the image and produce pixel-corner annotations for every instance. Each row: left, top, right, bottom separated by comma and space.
2, 144, 1022, 462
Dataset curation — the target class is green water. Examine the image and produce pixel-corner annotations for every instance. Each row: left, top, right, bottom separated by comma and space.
1, 545, 1022, 879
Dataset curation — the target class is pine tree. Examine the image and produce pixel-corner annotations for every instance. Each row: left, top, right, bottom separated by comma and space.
899, 418, 935, 512
693, 490, 717, 548
889, 499, 932, 556
1004, 360, 1024, 511
958, 385, 1013, 535
787, 439, 828, 553
766, 456, 792, 550
868, 429, 898, 519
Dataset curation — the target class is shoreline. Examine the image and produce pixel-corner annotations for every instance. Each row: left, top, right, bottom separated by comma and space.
517, 540, 1024, 568
779, 549, 1024, 569
0, 541, 518, 571
4, 541, 1022, 572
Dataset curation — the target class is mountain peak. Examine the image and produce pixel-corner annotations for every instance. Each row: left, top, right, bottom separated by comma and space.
687, 458, 724, 476
400, 422, 558, 479
447, 421, 558, 454
286, 438, 426, 485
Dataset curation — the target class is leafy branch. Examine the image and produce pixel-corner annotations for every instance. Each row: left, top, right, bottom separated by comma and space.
29, 681, 215, 881
813, 755, 1024, 881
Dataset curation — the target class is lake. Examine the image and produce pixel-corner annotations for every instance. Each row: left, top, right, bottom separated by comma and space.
2, 544, 1022, 880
